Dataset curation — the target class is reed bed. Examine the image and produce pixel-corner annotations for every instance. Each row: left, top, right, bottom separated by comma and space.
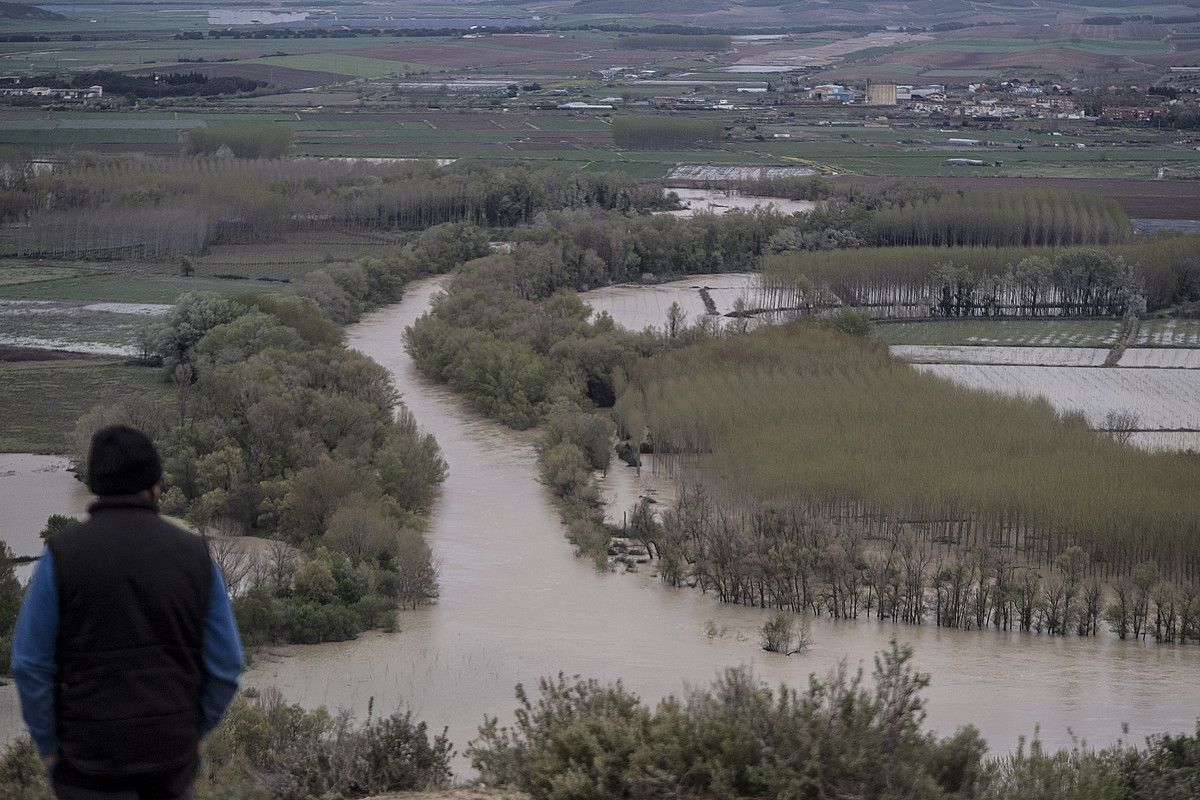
617, 324, 1200, 589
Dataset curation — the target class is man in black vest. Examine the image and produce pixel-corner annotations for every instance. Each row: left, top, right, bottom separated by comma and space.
12, 425, 244, 800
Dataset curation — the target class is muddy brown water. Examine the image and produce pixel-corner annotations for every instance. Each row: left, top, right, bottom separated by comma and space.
2, 278, 1198, 765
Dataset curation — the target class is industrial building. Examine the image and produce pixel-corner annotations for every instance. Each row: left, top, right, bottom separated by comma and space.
865, 81, 897, 106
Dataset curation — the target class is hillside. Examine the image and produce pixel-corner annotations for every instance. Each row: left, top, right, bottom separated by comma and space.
0, 2, 66, 20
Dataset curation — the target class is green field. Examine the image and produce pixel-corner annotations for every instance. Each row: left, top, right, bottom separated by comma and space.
0, 358, 174, 453
911, 37, 1173, 56
0, 273, 285, 303
235, 54, 434, 79
0, 35, 447, 75
875, 319, 1124, 348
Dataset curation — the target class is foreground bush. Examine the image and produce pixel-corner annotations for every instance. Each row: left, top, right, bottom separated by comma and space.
0, 690, 452, 800
469, 642, 987, 800
468, 643, 1200, 800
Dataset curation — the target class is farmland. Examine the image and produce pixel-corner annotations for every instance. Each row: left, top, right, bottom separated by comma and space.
876, 318, 1124, 347
1, 0, 1200, 206
913, 363, 1200, 431
0, 354, 172, 453
4, 0, 1200, 779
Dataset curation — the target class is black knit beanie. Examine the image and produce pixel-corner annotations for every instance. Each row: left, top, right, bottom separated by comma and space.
86, 425, 162, 497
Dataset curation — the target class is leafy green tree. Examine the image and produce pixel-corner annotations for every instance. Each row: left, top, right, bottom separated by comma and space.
38, 514, 79, 542
293, 560, 337, 605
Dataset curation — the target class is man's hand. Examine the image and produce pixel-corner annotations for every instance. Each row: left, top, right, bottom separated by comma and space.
41, 752, 57, 770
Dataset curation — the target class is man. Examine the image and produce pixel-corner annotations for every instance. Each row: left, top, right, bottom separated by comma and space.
12, 425, 244, 800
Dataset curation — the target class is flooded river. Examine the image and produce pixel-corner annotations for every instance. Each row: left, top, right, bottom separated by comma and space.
2, 279, 1198, 764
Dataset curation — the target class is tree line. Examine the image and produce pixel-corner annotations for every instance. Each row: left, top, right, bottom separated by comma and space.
185, 124, 293, 159
611, 116, 725, 150
20, 70, 267, 98
639, 484, 1199, 645
760, 236, 1200, 317
0, 158, 670, 262
870, 190, 1132, 248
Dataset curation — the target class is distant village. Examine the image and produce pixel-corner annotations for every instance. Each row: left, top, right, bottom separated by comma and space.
0, 79, 103, 101
587, 67, 1198, 125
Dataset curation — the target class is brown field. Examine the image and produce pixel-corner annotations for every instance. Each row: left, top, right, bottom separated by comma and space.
345, 42, 587, 69
733, 31, 934, 69
873, 47, 1132, 71
832, 175, 1200, 219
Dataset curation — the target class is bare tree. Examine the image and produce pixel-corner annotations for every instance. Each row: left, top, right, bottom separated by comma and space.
268, 536, 298, 596
209, 527, 253, 596
1104, 409, 1140, 445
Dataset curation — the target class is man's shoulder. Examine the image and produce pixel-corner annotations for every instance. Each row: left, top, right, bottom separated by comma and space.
52, 509, 208, 556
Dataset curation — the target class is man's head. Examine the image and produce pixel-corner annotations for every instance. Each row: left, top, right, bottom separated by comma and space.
86, 425, 162, 498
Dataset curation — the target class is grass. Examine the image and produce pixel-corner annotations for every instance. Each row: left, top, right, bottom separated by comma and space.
0, 273, 285, 303
235, 54, 434, 79
875, 319, 1123, 348
0, 265, 87, 286
1136, 319, 1200, 348
912, 37, 1172, 56
0, 358, 174, 453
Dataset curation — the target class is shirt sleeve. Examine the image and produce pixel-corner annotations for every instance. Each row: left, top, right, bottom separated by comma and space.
198, 560, 244, 739
11, 549, 59, 758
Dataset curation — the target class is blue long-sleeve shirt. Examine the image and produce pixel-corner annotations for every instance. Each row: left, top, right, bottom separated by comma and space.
10, 550, 244, 757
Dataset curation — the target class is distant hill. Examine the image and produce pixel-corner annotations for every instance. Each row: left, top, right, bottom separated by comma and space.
0, 2, 66, 19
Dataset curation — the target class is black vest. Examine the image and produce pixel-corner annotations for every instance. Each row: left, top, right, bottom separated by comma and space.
47, 496, 211, 776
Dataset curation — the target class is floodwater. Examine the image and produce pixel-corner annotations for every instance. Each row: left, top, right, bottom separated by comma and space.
2, 280, 1199, 764
208, 10, 310, 25
662, 188, 816, 217
0, 454, 90, 576
583, 273, 762, 333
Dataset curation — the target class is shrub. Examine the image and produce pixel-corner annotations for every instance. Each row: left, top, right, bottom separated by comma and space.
0, 738, 52, 800
470, 643, 989, 800
294, 561, 337, 604
199, 689, 452, 799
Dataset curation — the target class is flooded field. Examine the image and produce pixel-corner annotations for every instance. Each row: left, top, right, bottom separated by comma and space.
892, 345, 1111, 366
3, 280, 1199, 767
667, 165, 816, 181
663, 188, 817, 217
0, 454, 90, 577
0, 299, 166, 355
208, 9, 309, 25
1119, 348, 1200, 368
582, 273, 762, 332
914, 364, 1200, 431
